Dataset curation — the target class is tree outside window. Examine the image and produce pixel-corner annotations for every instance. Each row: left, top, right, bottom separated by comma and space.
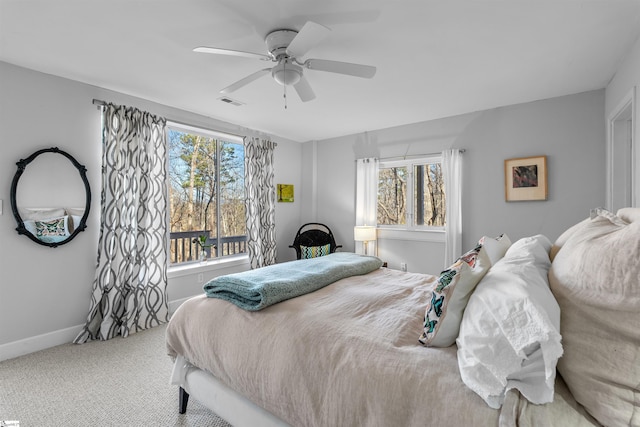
377, 157, 445, 229
168, 125, 246, 264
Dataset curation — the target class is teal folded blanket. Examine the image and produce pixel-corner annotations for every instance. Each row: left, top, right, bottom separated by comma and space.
203, 252, 383, 311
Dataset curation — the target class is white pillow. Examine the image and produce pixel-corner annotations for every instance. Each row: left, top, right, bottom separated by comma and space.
65, 207, 85, 231
590, 207, 628, 225
457, 235, 562, 409
418, 245, 491, 347
478, 233, 511, 265
549, 217, 590, 261
19, 207, 66, 221
65, 207, 85, 216
23, 219, 37, 236
551, 208, 630, 261
616, 207, 640, 223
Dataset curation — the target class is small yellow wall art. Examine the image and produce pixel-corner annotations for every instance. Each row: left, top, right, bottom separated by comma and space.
277, 184, 294, 203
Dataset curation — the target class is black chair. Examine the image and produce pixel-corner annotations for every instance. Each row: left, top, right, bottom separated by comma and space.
289, 223, 342, 259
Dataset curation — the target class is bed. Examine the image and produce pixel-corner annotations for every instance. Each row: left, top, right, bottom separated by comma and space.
166, 207, 640, 427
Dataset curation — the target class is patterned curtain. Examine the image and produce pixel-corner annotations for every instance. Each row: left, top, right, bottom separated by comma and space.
244, 137, 277, 269
443, 149, 463, 267
74, 103, 168, 343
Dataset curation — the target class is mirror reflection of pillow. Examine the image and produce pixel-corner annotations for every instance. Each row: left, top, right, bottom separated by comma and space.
69, 215, 81, 231
64, 208, 85, 231
65, 207, 85, 216
22, 219, 37, 236
32, 216, 71, 243
19, 207, 65, 221
38, 235, 70, 244
35, 216, 68, 236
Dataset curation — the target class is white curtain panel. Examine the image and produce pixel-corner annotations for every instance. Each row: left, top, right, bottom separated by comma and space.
443, 149, 463, 267
75, 103, 168, 343
244, 137, 277, 269
355, 158, 379, 255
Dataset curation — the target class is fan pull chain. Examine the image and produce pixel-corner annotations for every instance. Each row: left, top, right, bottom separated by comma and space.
283, 61, 288, 109
284, 85, 287, 109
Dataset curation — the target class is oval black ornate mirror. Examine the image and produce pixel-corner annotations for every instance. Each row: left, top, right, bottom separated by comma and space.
10, 147, 91, 248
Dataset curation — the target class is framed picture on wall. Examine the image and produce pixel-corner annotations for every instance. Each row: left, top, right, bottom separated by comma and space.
504, 155, 548, 201
277, 184, 294, 202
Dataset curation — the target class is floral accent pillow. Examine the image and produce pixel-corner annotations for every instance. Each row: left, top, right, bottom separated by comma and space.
301, 244, 331, 259
24, 215, 72, 244
35, 216, 69, 237
419, 245, 491, 347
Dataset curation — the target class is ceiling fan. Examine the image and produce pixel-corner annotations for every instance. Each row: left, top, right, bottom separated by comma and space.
194, 21, 377, 103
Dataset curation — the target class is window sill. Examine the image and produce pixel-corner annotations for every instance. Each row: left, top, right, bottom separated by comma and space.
377, 228, 445, 243
168, 254, 250, 279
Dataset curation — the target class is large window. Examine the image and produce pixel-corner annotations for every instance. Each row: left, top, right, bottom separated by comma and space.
167, 123, 246, 265
377, 156, 445, 229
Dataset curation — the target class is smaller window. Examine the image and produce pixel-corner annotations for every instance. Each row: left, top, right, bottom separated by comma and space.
377, 156, 445, 229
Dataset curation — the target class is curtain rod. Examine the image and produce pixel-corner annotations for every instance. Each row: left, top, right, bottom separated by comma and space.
374, 149, 466, 162
92, 98, 273, 144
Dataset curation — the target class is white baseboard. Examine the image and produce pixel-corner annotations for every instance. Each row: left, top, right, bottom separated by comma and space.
0, 324, 83, 362
0, 296, 192, 362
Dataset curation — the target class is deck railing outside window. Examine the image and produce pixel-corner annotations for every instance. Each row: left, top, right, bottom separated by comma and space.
169, 230, 247, 264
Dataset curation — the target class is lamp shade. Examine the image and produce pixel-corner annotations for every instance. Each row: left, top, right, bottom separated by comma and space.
354, 225, 377, 242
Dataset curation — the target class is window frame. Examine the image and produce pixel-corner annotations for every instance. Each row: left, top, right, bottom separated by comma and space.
377, 155, 445, 235
166, 121, 248, 271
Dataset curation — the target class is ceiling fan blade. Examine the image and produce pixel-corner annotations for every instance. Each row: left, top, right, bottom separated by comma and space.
220, 68, 271, 94
293, 75, 316, 102
285, 21, 331, 58
304, 59, 376, 78
194, 46, 272, 61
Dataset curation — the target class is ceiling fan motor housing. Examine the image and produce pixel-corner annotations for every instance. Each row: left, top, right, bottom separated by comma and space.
265, 29, 304, 86
265, 29, 298, 58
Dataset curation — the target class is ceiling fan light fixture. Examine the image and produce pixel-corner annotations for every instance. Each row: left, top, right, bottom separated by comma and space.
271, 61, 302, 86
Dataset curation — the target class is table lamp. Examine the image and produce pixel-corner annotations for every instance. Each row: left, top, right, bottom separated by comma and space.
354, 225, 377, 256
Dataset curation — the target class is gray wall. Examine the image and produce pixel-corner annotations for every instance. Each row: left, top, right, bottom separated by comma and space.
307, 90, 606, 274
0, 59, 610, 357
0, 61, 302, 355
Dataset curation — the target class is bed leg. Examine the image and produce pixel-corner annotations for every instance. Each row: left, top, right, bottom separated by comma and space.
179, 386, 190, 414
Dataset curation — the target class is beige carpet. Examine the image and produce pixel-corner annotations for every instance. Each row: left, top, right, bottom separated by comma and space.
0, 325, 231, 427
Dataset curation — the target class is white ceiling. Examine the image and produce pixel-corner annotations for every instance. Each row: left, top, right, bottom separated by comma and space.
2, 1, 640, 143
